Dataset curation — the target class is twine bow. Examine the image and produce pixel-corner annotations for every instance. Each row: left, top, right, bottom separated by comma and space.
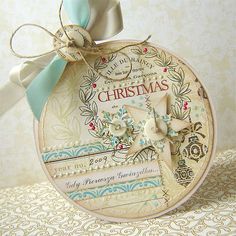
1, 0, 151, 120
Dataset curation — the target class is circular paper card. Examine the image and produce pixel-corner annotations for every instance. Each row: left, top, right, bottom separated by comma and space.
36, 41, 216, 222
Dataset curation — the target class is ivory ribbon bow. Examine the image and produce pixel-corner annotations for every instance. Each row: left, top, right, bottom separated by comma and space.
0, 0, 123, 120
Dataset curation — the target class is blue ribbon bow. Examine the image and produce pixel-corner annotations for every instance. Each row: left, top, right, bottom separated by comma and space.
26, 0, 91, 120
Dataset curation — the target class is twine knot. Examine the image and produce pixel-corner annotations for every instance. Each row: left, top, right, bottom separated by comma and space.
10, 0, 151, 81
66, 39, 77, 48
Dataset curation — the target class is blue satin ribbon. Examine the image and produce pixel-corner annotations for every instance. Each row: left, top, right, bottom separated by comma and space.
63, 0, 90, 27
26, 0, 90, 120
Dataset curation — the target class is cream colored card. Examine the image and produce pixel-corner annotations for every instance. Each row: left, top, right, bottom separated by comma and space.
36, 41, 215, 222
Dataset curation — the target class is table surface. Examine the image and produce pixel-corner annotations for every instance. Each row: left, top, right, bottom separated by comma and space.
0, 149, 235, 236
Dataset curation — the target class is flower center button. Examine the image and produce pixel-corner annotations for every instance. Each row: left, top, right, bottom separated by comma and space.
109, 119, 127, 137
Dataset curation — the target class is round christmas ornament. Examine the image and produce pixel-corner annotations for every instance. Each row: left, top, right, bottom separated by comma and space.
4, 0, 216, 222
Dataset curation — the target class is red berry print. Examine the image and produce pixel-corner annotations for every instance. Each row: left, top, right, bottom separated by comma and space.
183, 101, 189, 110
143, 48, 148, 53
163, 68, 168, 73
91, 126, 96, 131
92, 83, 97, 88
101, 57, 107, 63
119, 144, 124, 149
89, 122, 94, 127
184, 102, 188, 107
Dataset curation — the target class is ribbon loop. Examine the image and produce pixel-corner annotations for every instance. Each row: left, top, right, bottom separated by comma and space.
10, 24, 66, 59
87, 0, 123, 40
63, 0, 90, 28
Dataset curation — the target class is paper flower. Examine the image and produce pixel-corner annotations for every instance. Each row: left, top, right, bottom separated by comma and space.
125, 94, 191, 170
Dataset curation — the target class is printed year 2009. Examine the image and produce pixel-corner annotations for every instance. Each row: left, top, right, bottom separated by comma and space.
89, 156, 108, 166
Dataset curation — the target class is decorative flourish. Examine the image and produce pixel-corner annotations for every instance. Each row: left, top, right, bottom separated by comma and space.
42, 142, 107, 162
174, 159, 194, 187
68, 176, 162, 201
52, 116, 81, 142
50, 96, 80, 142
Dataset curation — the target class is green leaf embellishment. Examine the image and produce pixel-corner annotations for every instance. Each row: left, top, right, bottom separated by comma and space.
154, 51, 178, 68
180, 82, 191, 95
94, 54, 117, 71
168, 128, 178, 137
103, 111, 112, 122
79, 89, 86, 103
131, 47, 143, 55
172, 83, 179, 97
99, 107, 139, 149
168, 67, 192, 120
168, 68, 184, 83
80, 70, 99, 90
162, 114, 172, 124
171, 102, 191, 120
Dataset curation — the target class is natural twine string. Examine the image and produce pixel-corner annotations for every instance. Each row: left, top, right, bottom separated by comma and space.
10, 0, 151, 81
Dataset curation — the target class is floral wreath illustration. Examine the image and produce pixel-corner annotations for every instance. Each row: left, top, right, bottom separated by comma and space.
77, 46, 208, 187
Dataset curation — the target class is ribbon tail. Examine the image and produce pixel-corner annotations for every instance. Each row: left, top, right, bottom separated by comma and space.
0, 53, 55, 117
26, 57, 67, 120
64, 0, 123, 40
